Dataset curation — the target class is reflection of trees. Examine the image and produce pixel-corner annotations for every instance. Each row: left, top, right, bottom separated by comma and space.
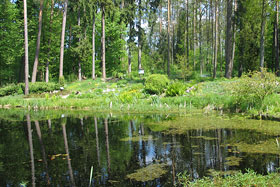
104, 118, 111, 173
27, 114, 35, 187
34, 120, 50, 185
94, 117, 100, 166
62, 121, 75, 186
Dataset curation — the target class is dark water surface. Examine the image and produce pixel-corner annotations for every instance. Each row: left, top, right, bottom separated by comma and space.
1, 111, 280, 186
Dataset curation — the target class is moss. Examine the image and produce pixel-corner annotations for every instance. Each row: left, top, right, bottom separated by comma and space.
126, 164, 168, 182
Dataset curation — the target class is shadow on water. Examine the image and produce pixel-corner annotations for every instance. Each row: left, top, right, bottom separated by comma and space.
1, 109, 280, 186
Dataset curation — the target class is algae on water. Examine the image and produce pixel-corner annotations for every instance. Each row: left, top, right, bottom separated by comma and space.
120, 135, 157, 142
126, 164, 168, 182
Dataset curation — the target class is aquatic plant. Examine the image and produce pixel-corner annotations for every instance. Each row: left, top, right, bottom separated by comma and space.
126, 164, 167, 182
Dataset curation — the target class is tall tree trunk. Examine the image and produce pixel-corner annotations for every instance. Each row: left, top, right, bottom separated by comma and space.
225, 0, 233, 78
92, 13, 96, 79
101, 4, 106, 79
193, 1, 197, 69
167, 0, 171, 76
231, 0, 237, 72
128, 22, 133, 74
59, 0, 68, 79
260, 0, 266, 69
199, 3, 202, 76
213, 0, 219, 78
159, 3, 162, 34
78, 7, 82, 81
46, 0, 54, 83
32, 0, 44, 83
138, 0, 142, 70
186, 0, 189, 67
26, 114, 35, 187
24, 0, 29, 95
275, 0, 279, 75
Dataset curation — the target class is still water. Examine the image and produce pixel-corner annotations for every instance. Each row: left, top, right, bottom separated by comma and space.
1, 111, 280, 186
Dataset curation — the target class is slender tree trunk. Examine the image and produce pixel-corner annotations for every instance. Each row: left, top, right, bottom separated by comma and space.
138, 0, 142, 70
46, 0, 54, 83
92, 13, 96, 79
32, 0, 44, 83
193, 1, 197, 69
199, 4, 202, 76
102, 4, 106, 79
121, 0, 124, 9
59, 0, 68, 79
275, 0, 279, 75
260, 0, 266, 69
78, 7, 82, 81
159, 4, 162, 34
167, 0, 171, 76
27, 114, 35, 187
186, 0, 189, 67
231, 0, 237, 72
213, 0, 219, 78
24, 0, 29, 95
225, 0, 233, 78
128, 22, 132, 74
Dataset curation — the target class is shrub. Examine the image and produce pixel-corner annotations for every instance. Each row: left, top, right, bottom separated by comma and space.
166, 82, 187, 97
145, 74, 170, 94
231, 69, 279, 111
59, 76, 65, 87
21, 82, 60, 94
0, 84, 22, 97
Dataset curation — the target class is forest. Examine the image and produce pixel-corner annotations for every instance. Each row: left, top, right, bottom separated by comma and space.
3, 1, 280, 186
1, 0, 279, 87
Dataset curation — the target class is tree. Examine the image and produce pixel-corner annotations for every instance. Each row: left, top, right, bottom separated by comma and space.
275, 0, 279, 75
225, 0, 233, 78
23, 0, 29, 95
138, 0, 143, 70
92, 6, 96, 80
45, 0, 55, 83
59, 0, 69, 79
31, 0, 44, 83
213, 0, 219, 78
101, 2, 106, 79
260, 0, 266, 69
167, 0, 171, 76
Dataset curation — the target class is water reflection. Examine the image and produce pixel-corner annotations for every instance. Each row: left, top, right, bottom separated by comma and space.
0, 113, 280, 186
62, 120, 75, 186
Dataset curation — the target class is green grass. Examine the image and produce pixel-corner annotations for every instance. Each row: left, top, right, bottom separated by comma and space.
0, 76, 280, 118
177, 170, 280, 187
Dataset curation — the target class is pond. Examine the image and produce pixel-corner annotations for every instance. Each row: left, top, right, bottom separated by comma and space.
1, 110, 280, 186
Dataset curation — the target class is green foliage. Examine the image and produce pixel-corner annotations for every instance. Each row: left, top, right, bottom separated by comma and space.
231, 69, 279, 111
178, 169, 280, 186
0, 82, 60, 97
166, 81, 186, 97
144, 74, 170, 95
59, 76, 65, 87
27, 82, 60, 94
0, 84, 22, 97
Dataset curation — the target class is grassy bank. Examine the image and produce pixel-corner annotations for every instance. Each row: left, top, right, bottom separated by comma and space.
178, 170, 280, 186
1, 71, 280, 117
